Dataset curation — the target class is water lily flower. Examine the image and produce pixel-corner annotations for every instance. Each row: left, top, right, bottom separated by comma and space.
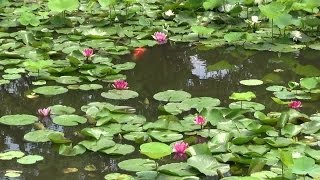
291, 31, 302, 42
251, 16, 260, 24
133, 47, 147, 60
152, 32, 168, 45
82, 48, 94, 58
38, 108, 51, 117
164, 10, 175, 17
113, 80, 129, 90
288, 100, 302, 109
173, 141, 189, 156
194, 115, 206, 126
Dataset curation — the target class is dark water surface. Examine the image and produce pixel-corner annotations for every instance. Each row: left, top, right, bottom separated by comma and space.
0, 45, 319, 179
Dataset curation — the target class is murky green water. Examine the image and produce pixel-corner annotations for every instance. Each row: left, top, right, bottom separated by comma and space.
0, 45, 319, 179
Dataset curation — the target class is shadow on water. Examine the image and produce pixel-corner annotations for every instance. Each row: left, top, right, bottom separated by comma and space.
0, 44, 319, 179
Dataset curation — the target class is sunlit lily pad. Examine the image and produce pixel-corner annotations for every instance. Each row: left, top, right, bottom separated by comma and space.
187, 155, 230, 176
240, 79, 263, 86
4, 170, 22, 178
0, 151, 25, 160
79, 136, 115, 152
148, 130, 183, 142
153, 90, 191, 102
118, 158, 157, 172
182, 97, 220, 112
59, 144, 86, 156
79, 84, 103, 91
17, 155, 43, 165
0, 114, 38, 126
104, 173, 134, 180
100, 144, 135, 155
50, 105, 76, 115
158, 162, 199, 176
229, 101, 265, 111
140, 142, 171, 159
55, 76, 82, 84
0, 79, 10, 85
53, 115, 87, 126
33, 86, 68, 96
24, 130, 63, 142
2, 73, 21, 80
229, 91, 256, 101
101, 90, 139, 100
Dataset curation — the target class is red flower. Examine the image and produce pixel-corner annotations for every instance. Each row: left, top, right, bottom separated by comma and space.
113, 80, 129, 90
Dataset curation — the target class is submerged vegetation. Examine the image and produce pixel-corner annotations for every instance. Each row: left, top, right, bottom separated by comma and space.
0, 0, 320, 179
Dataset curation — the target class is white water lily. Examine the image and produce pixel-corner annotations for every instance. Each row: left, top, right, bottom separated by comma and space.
251, 16, 260, 24
291, 30, 302, 42
164, 10, 175, 17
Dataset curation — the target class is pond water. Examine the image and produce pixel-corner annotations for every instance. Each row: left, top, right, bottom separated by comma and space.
0, 44, 320, 179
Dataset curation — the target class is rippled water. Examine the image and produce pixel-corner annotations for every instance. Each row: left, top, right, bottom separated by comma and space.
0, 45, 319, 179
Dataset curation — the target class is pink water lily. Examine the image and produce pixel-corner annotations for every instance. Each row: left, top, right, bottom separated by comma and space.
152, 32, 168, 44
288, 100, 302, 109
173, 141, 189, 156
113, 80, 129, 90
38, 108, 51, 117
82, 48, 94, 58
194, 115, 206, 126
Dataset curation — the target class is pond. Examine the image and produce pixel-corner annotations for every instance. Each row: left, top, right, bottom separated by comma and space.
0, 44, 320, 179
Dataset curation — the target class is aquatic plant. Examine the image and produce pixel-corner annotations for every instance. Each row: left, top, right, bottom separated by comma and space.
38, 108, 51, 117
288, 100, 302, 109
152, 32, 168, 45
173, 141, 189, 157
194, 115, 206, 128
112, 80, 129, 90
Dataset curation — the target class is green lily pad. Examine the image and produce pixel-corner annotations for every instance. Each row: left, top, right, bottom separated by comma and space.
17, 155, 43, 165
59, 144, 86, 156
0, 114, 38, 126
0, 79, 10, 85
118, 158, 157, 172
53, 115, 87, 126
163, 103, 191, 115
48, 133, 72, 144
229, 91, 256, 101
229, 101, 265, 111
4, 170, 22, 178
158, 162, 199, 176
2, 73, 21, 80
292, 156, 316, 175
24, 130, 63, 142
55, 76, 82, 84
48, 0, 79, 12
33, 86, 68, 96
100, 144, 135, 155
240, 79, 264, 86
187, 155, 230, 176
50, 105, 76, 115
140, 142, 171, 159
79, 136, 115, 152
148, 130, 183, 142
101, 90, 139, 100
182, 97, 221, 112
0, 151, 25, 160
154, 90, 191, 102
104, 173, 134, 180
79, 84, 103, 91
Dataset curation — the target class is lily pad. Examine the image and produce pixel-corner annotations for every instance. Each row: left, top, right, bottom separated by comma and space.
101, 90, 139, 100
50, 105, 76, 115
240, 79, 264, 86
53, 115, 87, 126
229, 101, 265, 111
17, 155, 43, 165
182, 97, 221, 112
140, 142, 171, 159
104, 173, 134, 180
158, 162, 199, 177
79, 136, 115, 152
33, 86, 68, 96
0, 114, 38, 126
118, 158, 157, 172
79, 84, 103, 91
229, 91, 256, 101
59, 144, 86, 156
153, 90, 191, 102
0, 151, 25, 160
100, 144, 135, 155
55, 76, 82, 84
187, 155, 230, 176
24, 130, 63, 142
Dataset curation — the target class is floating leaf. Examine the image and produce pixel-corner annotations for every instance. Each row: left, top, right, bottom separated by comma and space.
118, 158, 156, 172
153, 90, 191, 102
17, 155, 43, 165
59, 144, 86, 156
4, 170, 22, 178
24, 130, 63, 142
50, 105, 76, 115
100, 144, 135, 155
158, 162, 198, 176
53, 115, 87, 126
79, 84, 103, 91
229, 92, 256, 101
187, 155, 230, 176
33, 86, 68, 96
104, 173, 134, 180
101, 90, 139, 100
79, 136, 115, 152
0, 114, 38, 126
182, 97, 220, 112
240, 79, 263, 86
0, 151, 25, 160
140, 142, 171, 159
